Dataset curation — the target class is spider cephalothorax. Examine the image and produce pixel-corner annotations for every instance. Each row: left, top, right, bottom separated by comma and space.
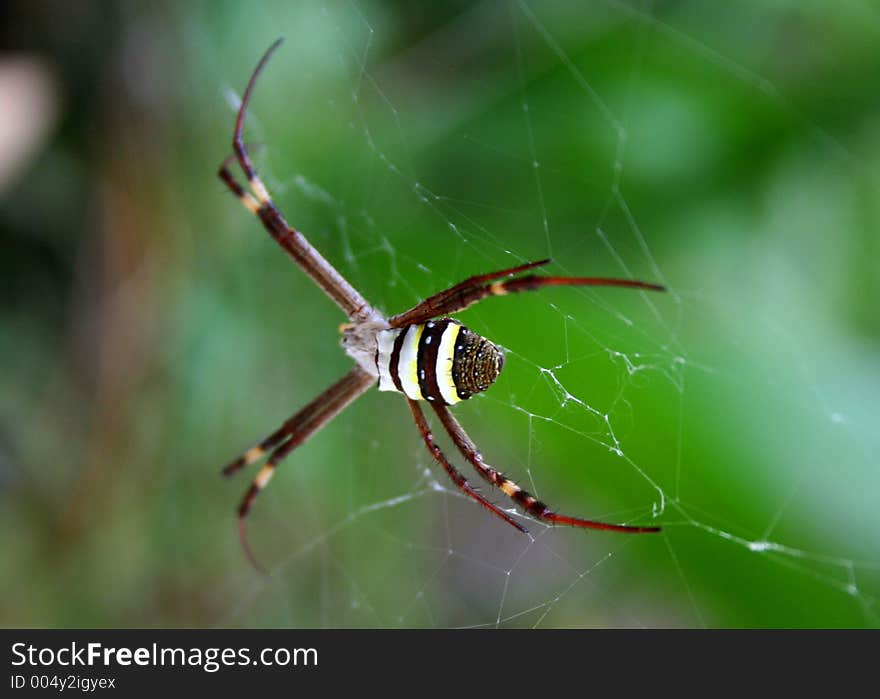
218, 39, 665, 569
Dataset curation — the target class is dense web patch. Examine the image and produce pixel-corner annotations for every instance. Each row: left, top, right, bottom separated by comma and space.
214, 1, 880, 627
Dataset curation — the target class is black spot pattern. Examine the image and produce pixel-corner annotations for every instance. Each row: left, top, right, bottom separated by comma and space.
451, 325, 505, 400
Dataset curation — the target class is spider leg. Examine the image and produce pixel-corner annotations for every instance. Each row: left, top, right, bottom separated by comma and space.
217, 40, 379, 323
430, 402, 661, 534
235, 437, 298, 572
221, 342, 342, 480
390, 259, 665, 327
218, 153, 261, 215
400, 259, 551, 317
407, 398, 528, 535
231, 39, 285, 202
225, 366, 375, 569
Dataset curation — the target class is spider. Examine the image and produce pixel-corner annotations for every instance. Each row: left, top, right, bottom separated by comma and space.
220, 39, 664, 568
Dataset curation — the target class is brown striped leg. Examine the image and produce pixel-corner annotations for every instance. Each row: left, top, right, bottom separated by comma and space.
430, 402, 661, 534
389, 259, 665, 328
221, 394, 325, 479
218, 153, 261, 214
407, 398, 528, 535
224, 366, 375, 569
218, 39, 379, 323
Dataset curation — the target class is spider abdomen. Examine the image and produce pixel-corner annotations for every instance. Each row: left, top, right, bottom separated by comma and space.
376, 319, 504, 405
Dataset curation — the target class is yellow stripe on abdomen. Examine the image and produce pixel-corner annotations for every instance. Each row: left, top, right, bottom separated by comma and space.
436, 323, 462, 405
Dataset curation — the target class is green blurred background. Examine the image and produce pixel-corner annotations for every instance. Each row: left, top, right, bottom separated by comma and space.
2, 0, 878, 628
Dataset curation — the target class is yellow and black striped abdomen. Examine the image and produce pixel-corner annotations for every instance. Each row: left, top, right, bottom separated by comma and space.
376, 319, 504, 405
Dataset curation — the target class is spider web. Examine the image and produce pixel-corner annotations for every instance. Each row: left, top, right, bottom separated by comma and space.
209, 0, 880, 628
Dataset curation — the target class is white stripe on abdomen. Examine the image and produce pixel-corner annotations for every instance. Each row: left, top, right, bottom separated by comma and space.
375, 328, 401, 393
397, 324, 424, 400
